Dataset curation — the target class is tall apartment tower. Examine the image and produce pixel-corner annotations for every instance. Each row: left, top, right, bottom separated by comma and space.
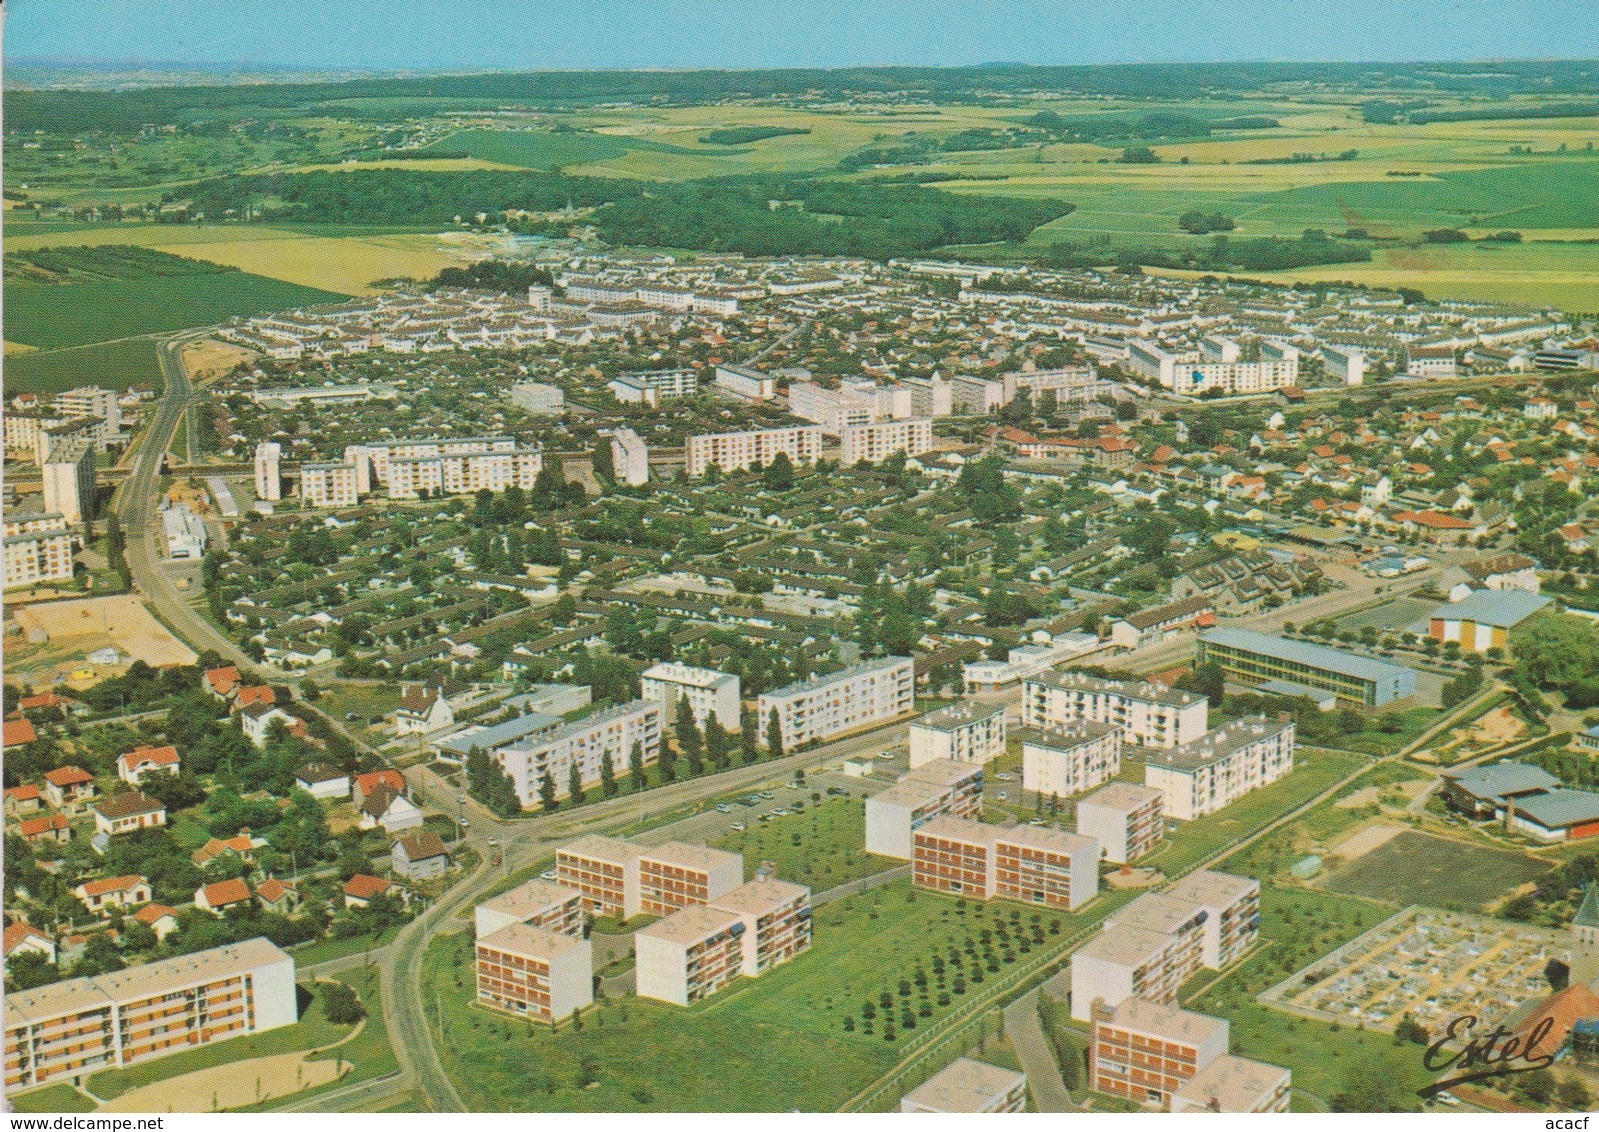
41, 437, 96, 526
254, 442, 283, 502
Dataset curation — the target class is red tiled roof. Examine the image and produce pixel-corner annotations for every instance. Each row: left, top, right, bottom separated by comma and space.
200, 878, 252, 907
1512, 984, 1599, 1061
256, 878, 295, 903
78, 875, 147, 898
132, 903, 177, 925
343, 874, 391, 899
119, 745, 180, 770
5, 785, 41, 802
355, 770, 405, 797
234, 685, 276, 710
4, 719, 38, 747
3, 922, 50, 954
44, 765, 93, 787
18, 814, 69, 838
205, 666, 241, 695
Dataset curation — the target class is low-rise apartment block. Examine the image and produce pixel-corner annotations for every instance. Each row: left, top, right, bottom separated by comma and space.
1020, 719, 1123, 798
900, 1058, 1028, 1113
712, 363, 776, 401
608, 427, 650, 487
1069, 871, 1259, 1019
4, 525, 74, 590
474, 922, 593, 1023
709, 879, 813, 977
301, 462, 360, 508
634, 905, 746, 1005
253, 441, 282, 501
1023, 671, 1208, 750
554, 835, 742, 920
1091, 998, 1290, 1112
839, 418, 934, 465
1143, 717, 1295, 821
911, 816, 1099, 911
474, 878, 586, 939
640, 662, 741, 730
684, 425, 822, 477
3, 938, 296, 1090
865, 759, 985, 859
1075, 782, 1165, 864
758, 655, 914, 750
509, 381, 565, 415
907, 700, 1007, 768
492, 699, 663, 809
609, 368, 697, 406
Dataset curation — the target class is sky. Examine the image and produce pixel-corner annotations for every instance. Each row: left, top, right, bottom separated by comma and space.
7, 0, 1595, 70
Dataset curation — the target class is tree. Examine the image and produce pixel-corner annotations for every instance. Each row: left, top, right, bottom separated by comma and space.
627, 740, 646, 789
740, 706, 759, 764
766, 707, 785, 759
674, 697, 704, 776
465, 747, 522, 817
321, 981, 366, 1025
599, 750, 617, 797
704, 717, 730, 769
567, 761, 585, 806
5, 950, 57, 991
1174, 661, 1226, 707
538, 768, 558, 813
592, 435, 615, 486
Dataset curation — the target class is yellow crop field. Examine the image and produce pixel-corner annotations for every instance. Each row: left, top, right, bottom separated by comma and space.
4, 341, 39, 355
280, 157, 526, 173
3, 223, 309, 253
149, 233, 466, 295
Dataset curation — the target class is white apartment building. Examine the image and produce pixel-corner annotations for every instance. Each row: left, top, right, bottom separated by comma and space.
911, 816, 1100, 912
1143, 717, 1296, 821
901, 375, 954, 417
788, 379, 914, 436
1075, 782, 1165, 864
908, 701, 1007, 768
713, 363, 776, 401
492, 700, 663, 809
684, 426, 823, 477
608, 427, 650, 487
3, 938, 296, 1090
55, 386, 122, 439
950, 375, 1008, 415
383, 448, 543, 499
301, 462, 360, 508
758, 655, 914, 750
1407, 346, 1458, 378
41, 436, 95, 526
635, 905, 747, 1006
1322, 344, 1366, 386
1127, 340, 1298, 395
640, 662, 740, 730
609, 369, 697, 406
475, 878, 587, 939
474, 922, 593, 1023
1023, 672, 1209, 750
840, 418, 934, 465
1020, 720, 1123, 798
865, 759, 985, 859
1070, 872, 1259, 1019
3, 527, 75, 590
253, 442, 282, 501
509, 382, 565, 415
709, 879, 813, 977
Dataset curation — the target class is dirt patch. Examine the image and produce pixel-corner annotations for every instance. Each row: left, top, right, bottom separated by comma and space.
181, 338, 258, 385
1336, 786, 1381, 810
96, 1047, 348, 1113
14, 594, 198, 668
1330, 821, 1405, 861
1468, 705, 1526, 745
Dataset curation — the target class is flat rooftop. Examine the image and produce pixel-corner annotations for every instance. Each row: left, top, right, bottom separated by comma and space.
478, 878, 583, 919
902, 1058, 1024, 1112
558, 834, 642, 866
995, 824, 1097, 857
711, 878, 810, 917
1101, 996, 1228, 1045
640, 840, 742, 874
1017, 719, 1120, 749
1145, 715, 1293, 774
636, 904, 744, 947
1200, 627, 1415, 684
1166, 869, 1259, 910
477, 920, 587, 961
1027, 669, 1203, 709
911, 700, 1007, 732
903, 758, 985, 787
763, 655, 912, 700
1108, 892, 1204, 937
1078, 781, 1164, 812
5, 937, 289, 1025
1174, 1053, 1289, 1111
1076, 923, 1172, 968
641, 662, 738, 690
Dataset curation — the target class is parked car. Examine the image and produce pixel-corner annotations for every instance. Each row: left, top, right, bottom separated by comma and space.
541, 870, 557, 881
730, 821, 746, 832
716, 803, 732, 813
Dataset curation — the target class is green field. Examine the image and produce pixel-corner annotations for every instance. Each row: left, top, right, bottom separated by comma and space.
5, 271, 347, 349
1320, 830, 1551, 911
4, 338, 161, 394
418, 128, 700, 170
5, 1084, 99, 1113
710, 796, 885, 891
424, 879, 1100, 1112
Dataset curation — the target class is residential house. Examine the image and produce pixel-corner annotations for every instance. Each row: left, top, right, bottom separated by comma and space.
4, 785, 42, 818
74, 875, 152, 915
116, 745, 181, 786
40, 766, 97, 811
359, 785, 424, 834
3, 922, 56, 966
195, 878, 254, 914
395, 683, 456, 737
392, 830, 452, 880
91, 792, 168, 838
343, 874, 396, 909
255, 879, 300, 916
353, 770, 406, 806
17, 813, 71, 847
131, 903, 180, 941
294, 763, 351, 800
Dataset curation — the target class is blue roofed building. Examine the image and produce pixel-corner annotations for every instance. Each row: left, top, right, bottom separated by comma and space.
434, 710, 564, 763
1440, 760, 1561, 820
1196, 628, 1417, 708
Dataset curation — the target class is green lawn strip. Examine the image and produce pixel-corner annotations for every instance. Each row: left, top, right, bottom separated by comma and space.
710, 797, 882, 890
4, 338, 161, 395
86, 980, 355, 1100
5, 1084, 99, 1113
287, 925, 402, 968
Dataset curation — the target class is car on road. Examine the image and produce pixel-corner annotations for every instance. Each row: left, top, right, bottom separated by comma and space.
541, 870, 557, 881
730, 821, 746, 831
1434, 1092, 1460, 1107
716, 803, 732, 813
996, 772, 1014, 782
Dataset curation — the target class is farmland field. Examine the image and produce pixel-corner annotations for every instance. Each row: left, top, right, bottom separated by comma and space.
1319, 831, 1550, 911
5, 271, 345, 349
4, 338, 162, 394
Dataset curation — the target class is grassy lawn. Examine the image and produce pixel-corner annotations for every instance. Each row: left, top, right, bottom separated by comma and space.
1142, 748, 1366, 876
288, 925, 402, 968
423, 878, 1110, 1111
1186, 885, 1432, 1109
1320, 831, 1550, 911
87, 981, 355, 1100
6, 1084, 98, 1113
710, 796, 885, 891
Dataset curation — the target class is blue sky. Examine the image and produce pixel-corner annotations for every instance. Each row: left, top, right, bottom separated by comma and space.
8, 0, 1594, 69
